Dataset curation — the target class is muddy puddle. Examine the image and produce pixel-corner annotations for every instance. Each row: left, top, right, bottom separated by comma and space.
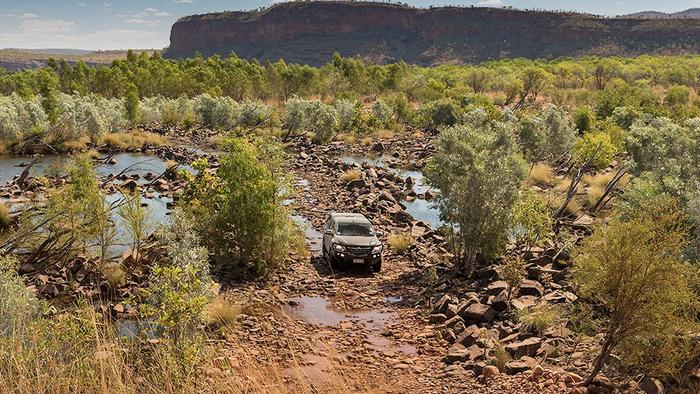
291, 215, 323, 253
340, 155, 444, 228
283, 295, 416, 355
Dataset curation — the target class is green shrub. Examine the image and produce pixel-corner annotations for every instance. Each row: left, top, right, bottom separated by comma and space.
420, 98, 461, 129
573, 106, 593, 133
426, 120, 527, 273
573, 203, 700, 385
511, 190, 552, 250
0, 256, 45, 336
573, 131, 617, 170
183, 137, 299, 277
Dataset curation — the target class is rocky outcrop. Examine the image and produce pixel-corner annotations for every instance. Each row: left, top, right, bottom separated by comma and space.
166, 1, 700, 66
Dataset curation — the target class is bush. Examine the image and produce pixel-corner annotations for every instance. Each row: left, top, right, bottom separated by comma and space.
371, 98, 394, 128
499, 255, 524, 302
511, 190, 552, 250
420, 98, 461, 129
573, 106, 593, 133
143, 209, 212, 338
426, 120, 527, 273
572, 203, 700, 385
0, 256, 45, 336
183, 137, 299, 277
541, 104, 577, 160
98, 131, 166, 150
573, 131, 617, 170
195, 94, 240, 130
306, 101, 338, 143
517, 115, 546, 162
387, 233, 413, 254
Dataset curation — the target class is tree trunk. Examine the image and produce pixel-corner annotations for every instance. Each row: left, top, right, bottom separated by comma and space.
583, 331, 616, 386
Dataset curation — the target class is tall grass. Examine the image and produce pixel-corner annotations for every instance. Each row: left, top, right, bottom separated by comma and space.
98, 131, 166, 150
0, 305, 377, 394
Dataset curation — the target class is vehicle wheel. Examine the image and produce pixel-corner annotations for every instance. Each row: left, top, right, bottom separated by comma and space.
372, 260, 382, 273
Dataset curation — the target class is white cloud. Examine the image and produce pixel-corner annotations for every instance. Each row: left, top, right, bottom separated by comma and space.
0, 28, 167, 50
479, 0, 503, 5
3, 12, 39, 19
19, 19, 76, 34
173, 0, 194, 3
126, 18, 160, 27
77, 2, 86, 6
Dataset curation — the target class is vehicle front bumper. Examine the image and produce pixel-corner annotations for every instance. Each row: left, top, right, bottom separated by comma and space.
332, 250, 382, 265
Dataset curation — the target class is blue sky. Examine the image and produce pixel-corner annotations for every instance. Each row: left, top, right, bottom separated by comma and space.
0, 1, 698, 50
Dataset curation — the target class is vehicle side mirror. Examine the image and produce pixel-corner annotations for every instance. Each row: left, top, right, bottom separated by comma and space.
375, 231, 384, 237
324, 229, 333, 235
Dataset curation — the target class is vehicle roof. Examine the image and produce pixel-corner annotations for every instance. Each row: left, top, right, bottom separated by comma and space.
330, 212, 371, 223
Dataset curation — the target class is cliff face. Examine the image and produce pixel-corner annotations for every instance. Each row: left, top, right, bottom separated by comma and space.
165, 2, 700, 66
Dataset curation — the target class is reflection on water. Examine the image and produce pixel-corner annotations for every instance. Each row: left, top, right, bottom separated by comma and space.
339, 155, 444, 228
291, 215, 323, 253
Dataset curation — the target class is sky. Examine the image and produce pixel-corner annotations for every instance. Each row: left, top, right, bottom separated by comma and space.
0, 0, 698, 50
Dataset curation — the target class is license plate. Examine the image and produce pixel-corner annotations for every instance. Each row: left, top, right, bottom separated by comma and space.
353, 258, 365, 264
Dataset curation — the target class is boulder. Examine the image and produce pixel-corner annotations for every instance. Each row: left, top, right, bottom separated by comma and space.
429, 313, 447, 324
456, 324, 480, 346
444, 344, 469, 364
461, 303, 496, 323
346, 178, 367, 190
639, 375, 664, 394
481, 365, 500, 379
505, 337, 542, 358
519, 279, 544, 297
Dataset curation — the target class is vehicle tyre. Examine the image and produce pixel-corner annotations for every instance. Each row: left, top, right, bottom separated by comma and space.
372, 260, 382, 273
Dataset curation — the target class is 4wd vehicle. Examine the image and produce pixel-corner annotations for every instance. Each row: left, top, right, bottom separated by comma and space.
322, 213, 383, 272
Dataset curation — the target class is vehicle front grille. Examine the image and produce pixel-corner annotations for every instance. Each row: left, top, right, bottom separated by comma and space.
346, 246, 372, 256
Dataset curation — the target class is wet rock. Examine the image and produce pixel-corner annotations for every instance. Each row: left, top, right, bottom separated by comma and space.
122, 179, 139, 191
371, 142, 386, 152
505, 337, 542, 358
461, 303, 495, 323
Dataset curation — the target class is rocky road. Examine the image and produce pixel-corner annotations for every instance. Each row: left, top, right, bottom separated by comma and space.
218, 136, 580, 393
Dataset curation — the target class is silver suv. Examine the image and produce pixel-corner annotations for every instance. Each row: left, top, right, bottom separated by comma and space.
322, 213, 383, 272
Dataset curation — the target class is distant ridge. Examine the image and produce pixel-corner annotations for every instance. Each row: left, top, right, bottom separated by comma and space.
165, 1, 700, 66
623, 8, 700, 18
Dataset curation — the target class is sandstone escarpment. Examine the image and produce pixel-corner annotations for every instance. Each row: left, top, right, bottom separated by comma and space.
166, 1, 700, 65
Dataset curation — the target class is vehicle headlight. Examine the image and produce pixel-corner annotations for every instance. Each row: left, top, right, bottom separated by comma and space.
334, 243, 346, 252
371, 245, 383, 254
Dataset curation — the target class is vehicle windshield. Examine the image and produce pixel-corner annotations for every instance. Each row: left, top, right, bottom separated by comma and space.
336, 222, 374, 237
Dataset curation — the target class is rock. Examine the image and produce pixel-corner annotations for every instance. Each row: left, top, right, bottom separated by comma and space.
371, 142, 386, 152
639, 375, 664, 394
461, 303, 496, 323
445, 315, 464, 329
433, 294, 453, 314
445, 303, 459, 318
573, 214, 595, 226
444, 344, 469, 364
456, 324, 480, 346
505, 359, 533, 374
486, 280, 509, 295
393, 210, 414, 223
519, 279, 544, 297
378, 190, 396, 204
505, 337, 542, 358
122, 179, 139, 191
571, 388, 588, 394
511, 296, 539, 311
481, 365, 500, 379
489, 291, 510, 312
429, 313, 447, 324
346, 178, 366, 190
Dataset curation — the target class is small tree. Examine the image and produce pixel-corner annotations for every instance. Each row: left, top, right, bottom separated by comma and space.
573, 203, 699, 386
499, 255, 525, 304
511, 190, 553, 251
124, 84, 141, 126
117, 190, 151, 265
426, 121, 527, 274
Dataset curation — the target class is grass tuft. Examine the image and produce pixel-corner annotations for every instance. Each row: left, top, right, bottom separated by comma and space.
387, 233, 413, 254
339, 170, 362, 183
206, 298, 241, 331
101, 263, 126, 289
526, 163, 553, 187
518, 303, 561, 335
99, 131, 166, 150
0, 204, 10, 229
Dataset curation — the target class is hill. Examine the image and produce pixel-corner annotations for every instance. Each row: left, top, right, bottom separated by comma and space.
625, 8, 700, 18
0, 49, 158, 71
165, 2, 700, 66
